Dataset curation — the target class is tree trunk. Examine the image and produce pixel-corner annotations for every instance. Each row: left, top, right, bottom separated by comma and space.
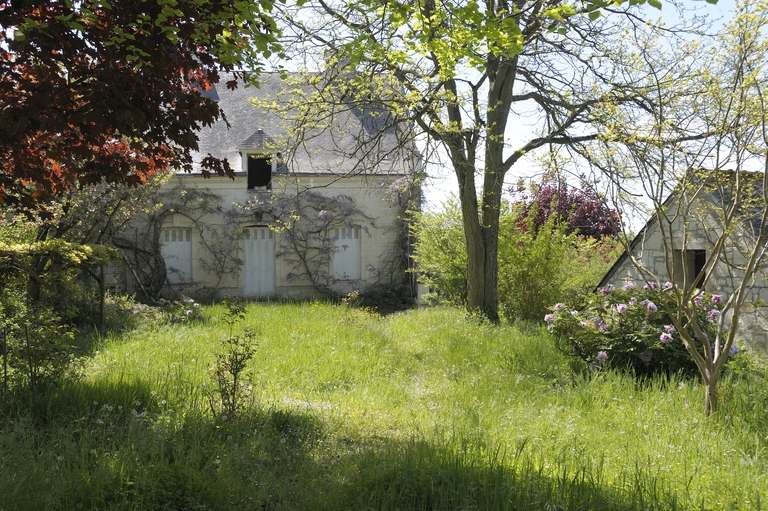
457, 162, 490, 317
458, 184, 501, 321
704, 363, 719, 416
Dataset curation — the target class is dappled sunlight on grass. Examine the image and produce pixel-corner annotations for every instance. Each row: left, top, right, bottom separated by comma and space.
1, 303, 766, 509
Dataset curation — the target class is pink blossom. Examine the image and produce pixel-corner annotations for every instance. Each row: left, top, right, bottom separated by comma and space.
660, 332, 672, 343
554, 303, 565, 310
622, 282, 635, 291
544, 314, 554, 323
709, 310, 720, 320
711, 294, 723, 304
596, 351, 608, 362
598, 284, 614, 294
646, 301, 657, 312
616, 303, 628, 314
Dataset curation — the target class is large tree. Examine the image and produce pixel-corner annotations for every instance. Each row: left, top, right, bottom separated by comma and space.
0, 0, 281, 213
276, 0, 700, 320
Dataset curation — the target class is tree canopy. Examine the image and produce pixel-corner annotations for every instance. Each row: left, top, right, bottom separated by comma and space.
0, 0, 281, 212
572, 0, 763, 415
510, 176, 621, 239
277, 0, 695, 319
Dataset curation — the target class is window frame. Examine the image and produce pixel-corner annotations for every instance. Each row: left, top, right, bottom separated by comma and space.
673, 249, 707, 290
241, 151, 275, 191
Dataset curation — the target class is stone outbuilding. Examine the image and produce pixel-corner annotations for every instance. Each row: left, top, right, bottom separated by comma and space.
598, 172, 768, 349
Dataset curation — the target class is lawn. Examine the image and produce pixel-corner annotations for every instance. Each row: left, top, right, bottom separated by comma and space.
1, 301, 766, 510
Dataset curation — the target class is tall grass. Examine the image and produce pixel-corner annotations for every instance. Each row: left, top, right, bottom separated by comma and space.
0, 302, 766, 510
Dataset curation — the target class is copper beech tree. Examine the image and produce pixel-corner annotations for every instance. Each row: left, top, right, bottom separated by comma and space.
0, 0, 281, 212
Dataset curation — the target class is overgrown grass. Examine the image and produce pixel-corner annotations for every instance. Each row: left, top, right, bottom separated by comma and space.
1, 302, 767, 510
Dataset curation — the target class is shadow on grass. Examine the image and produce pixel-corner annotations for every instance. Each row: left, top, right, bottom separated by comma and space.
328, 438, 688, 511
0, 381, 694, 511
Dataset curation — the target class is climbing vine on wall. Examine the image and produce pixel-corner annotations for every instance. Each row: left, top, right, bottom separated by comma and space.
121, 178, 418, 302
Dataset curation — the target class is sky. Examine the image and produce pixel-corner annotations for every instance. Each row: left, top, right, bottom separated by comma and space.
420, 0, 740, 213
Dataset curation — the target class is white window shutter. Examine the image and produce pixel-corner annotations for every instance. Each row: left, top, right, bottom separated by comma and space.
333, 226, 361, 280
161, 228, 193, 283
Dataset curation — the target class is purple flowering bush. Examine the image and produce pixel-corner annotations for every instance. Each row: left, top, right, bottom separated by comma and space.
160, 297, 205, 325
546, 283, 734, 378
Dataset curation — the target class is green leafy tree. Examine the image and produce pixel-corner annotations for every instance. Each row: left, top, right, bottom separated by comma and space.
579, 0, 765, 415
413, 199, 620, 320
411, 198, 467, 305
276, 0, 695, 320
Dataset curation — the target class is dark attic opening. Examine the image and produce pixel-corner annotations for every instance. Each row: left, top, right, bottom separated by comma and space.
247, 155, 272, 190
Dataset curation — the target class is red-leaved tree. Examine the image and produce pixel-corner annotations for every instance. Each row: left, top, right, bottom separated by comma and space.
510, 175, 621, 239
0, 0, 281, 213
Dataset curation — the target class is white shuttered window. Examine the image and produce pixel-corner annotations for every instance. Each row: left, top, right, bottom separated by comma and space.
333, 226, 361, 280
162, 228, 192, 283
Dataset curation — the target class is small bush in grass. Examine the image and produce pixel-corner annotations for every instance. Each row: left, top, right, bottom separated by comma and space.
160, 296, 204, 324
101, 293, 163, 331
1, 308, 80, 416
547, 282, 736, 377
208, 296, 256, 421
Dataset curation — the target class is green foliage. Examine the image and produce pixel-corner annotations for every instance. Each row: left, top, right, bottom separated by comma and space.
498, 213, 575, 321
547, 284, 733, 378
410, 199, 467, 305
0, 176, 164, 324
0, 212, 36, 244
1, 309, 79, 417
0, 237, 118, 324
208, 297, 257, 421
413, 199, 620, 320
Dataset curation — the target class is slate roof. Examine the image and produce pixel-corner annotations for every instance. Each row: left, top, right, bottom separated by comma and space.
190, 73, 408, 177
239, 128, 272, 150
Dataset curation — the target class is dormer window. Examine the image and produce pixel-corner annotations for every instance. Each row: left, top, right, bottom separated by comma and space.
245, 153, 273, 190
240, 128, 280, 191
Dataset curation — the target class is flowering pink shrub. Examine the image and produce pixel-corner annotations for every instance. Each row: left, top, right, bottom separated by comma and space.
160, 297, 205, 324
546, 284, 734, 378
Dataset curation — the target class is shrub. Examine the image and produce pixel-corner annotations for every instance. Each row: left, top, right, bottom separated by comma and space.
410, 198, 467, 306
208, 297, 257, 420
547, 282, 735, 378
508, 174, 621, 238
412, 198, 621, 320
1, 307, 80, 416
498, 214, 572, 321
497, 207, 621, 322
159, 297, 205, 325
